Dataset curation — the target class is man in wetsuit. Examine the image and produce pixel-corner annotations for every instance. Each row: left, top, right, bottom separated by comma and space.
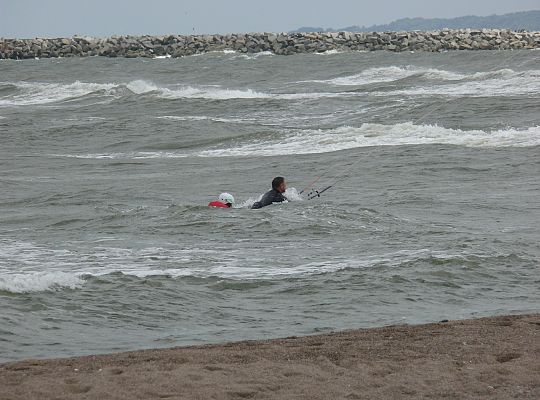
251, 177, 287, 209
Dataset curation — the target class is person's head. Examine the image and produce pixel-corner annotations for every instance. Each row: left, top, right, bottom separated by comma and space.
272, 176, 287, 193
218, 192, 235, 207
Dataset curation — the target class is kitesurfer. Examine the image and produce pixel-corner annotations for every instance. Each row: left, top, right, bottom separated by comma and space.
251, 177, 287, 209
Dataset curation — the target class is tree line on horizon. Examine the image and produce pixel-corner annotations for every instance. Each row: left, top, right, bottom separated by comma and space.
292, 10, 540, 33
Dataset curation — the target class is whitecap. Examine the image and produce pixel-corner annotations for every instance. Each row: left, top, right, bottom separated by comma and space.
0, 238, 518, 290
0, 81, 118, 106
387, 69, 540, 97
160, 85, 270, 99
50, 123, 540, 160
314, 49, 345, 55
233, 51, 275, 60
0, 79, 353, 105
302, 66, 466, 86
0, 272, 84, 293
124, 80, 271, 99
299, 66, 540, 96
128, 80, 343, 100
156, 115, 255, 124
125, 79, 160, 94
197, 123, 540, 157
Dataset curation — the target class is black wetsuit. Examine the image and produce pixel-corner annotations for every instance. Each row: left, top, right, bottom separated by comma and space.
251, 189, 287, 209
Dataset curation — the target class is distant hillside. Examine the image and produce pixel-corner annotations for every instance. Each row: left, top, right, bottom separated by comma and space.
293, 10, 540, 33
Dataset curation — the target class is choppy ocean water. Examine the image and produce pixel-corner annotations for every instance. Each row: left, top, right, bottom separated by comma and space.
0, 50, 539, 362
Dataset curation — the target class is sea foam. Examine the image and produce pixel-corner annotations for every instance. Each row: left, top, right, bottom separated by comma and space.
0, 81, 117, 106
0, 272, 84, 293
196, 123, 540, 157
51, 123, 540, 160
301, 66, 540, 97
1, 245, 511, 293
1, 65, 538, 107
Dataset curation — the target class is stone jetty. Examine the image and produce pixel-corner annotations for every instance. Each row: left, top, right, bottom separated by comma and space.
1, 29, 539, 59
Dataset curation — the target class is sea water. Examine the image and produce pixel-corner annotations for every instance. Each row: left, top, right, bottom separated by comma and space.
0, 50, 539, 362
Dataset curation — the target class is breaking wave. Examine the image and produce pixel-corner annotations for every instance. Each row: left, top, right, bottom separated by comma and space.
125, 79, 271, 99
156, 115, 255, 124
0, 79, 339, 105
0, 240, 519, 293
0, 80, 272, 106
0, 272, 85, 293
197, 124, 540, 157
51, 123, 540, 160
388, 69, 540, 97
300, 66, 540, 96
308, 66, 465, 85
0, 237, 362, 293
2, 65, 537, 107
0, 81, 117, 106
305, 66, 532, 86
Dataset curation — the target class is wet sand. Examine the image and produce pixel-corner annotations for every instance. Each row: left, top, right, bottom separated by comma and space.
1, 314, 538, 399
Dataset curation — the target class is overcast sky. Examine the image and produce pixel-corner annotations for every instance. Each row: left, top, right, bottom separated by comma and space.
1, 0, 539, 37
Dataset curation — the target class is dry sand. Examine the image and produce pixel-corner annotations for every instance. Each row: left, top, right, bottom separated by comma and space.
1, 314, 539, 399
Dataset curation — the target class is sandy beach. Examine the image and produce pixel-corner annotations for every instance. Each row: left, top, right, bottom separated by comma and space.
1, 313, 538, 399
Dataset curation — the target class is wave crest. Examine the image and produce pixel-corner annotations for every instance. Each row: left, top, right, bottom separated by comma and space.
0, 79, 275, 105
0, 272, 84, 293
52, 123, 540, 160
0, 247, 520, 293
197, 123, 540, 157
2, 65, 537, 107
302, 66, 540, 97
0, 81, 117, 106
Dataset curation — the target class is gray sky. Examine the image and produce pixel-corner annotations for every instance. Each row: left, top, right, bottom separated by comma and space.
1, 0, 539, 37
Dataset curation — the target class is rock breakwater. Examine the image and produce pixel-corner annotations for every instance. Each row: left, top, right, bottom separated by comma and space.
1, 29, 539, 59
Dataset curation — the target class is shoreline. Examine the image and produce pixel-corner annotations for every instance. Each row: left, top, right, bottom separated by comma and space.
1, 29, 540, 59
1, 313, 538, 399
